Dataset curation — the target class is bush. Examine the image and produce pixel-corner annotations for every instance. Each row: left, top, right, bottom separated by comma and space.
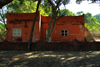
0, 28, 6, 39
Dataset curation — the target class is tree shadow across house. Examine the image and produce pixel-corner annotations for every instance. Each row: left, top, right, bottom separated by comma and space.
0, 51, 100, 67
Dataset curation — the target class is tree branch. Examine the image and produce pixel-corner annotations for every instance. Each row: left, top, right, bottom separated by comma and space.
56, 11, 65, 21
0, 0, 13, 8
56, 0, 61, 9
57, 7, 61, 15
48, 0, 55, 7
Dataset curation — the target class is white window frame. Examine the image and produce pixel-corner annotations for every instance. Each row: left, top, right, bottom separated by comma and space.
12, 28, 21, 37
61, 30, 68, 36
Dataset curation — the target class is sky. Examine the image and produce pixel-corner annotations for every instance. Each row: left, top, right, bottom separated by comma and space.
0, 0, 100, 16
60, 0, 100, 16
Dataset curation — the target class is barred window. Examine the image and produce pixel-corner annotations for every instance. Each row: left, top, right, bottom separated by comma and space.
61, 30, 68, 36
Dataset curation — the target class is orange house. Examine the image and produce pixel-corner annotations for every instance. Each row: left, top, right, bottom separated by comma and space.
7, 12, 85, 42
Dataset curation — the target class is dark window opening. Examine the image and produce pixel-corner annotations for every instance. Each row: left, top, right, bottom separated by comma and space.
61, 30, 68, 36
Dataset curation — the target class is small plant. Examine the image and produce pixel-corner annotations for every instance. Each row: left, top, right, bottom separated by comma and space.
0, 28, 6, 41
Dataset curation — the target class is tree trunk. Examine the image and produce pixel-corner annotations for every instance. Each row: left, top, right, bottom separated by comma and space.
46, 30, 51, 42
46, 15, 54, 42
46, 14, 64, 42
46, 15, 56, 42
46, 0, 66, 42
27, 0, 41, 51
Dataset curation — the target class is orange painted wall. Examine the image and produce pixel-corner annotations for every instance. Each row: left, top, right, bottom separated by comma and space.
41, 15, 85, 41
7, 12, 85, 42
7, 12, 41, 42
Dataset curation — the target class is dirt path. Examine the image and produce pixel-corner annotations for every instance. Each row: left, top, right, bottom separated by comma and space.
0, 51, 100, 67
95, 39, 100, 42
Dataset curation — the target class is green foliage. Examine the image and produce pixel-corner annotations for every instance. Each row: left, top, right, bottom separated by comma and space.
7, 0, 49, 16
0, 8, 7, 25
0, 23, 5, 29
0, 13, 7, 19
59, 9, 76, 16
40, 0, 52, 16
94, 14, 100, 23
76, 11, 84, 15
6, 0, 75, 16
0, 23, 6, 38
85, 12, 96, 23
39, 3, 49, 16
81, 12, 100, 32
85, 22, 100, 32
0, 28, 6, 39
7, 0, 37, 13
77, 11, 100, 32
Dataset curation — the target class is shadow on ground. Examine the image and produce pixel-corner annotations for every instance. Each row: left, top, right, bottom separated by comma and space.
0, 51, 100, 67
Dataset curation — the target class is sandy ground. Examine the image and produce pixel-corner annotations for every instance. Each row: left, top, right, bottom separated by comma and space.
95, 39, 100, 42
0, 51, 100, 67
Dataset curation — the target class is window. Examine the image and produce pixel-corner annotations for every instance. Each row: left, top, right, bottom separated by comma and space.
61, 30, 68, 36
13, 29, 21, 36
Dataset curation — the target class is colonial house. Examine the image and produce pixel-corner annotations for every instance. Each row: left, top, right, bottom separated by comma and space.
7, 12, 85, 42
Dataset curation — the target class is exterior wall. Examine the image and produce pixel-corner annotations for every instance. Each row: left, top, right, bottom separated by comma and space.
41, 15, 85, 41
7, 12, 85, 42
52, 24, 85, 41
7, 12, 41, 42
